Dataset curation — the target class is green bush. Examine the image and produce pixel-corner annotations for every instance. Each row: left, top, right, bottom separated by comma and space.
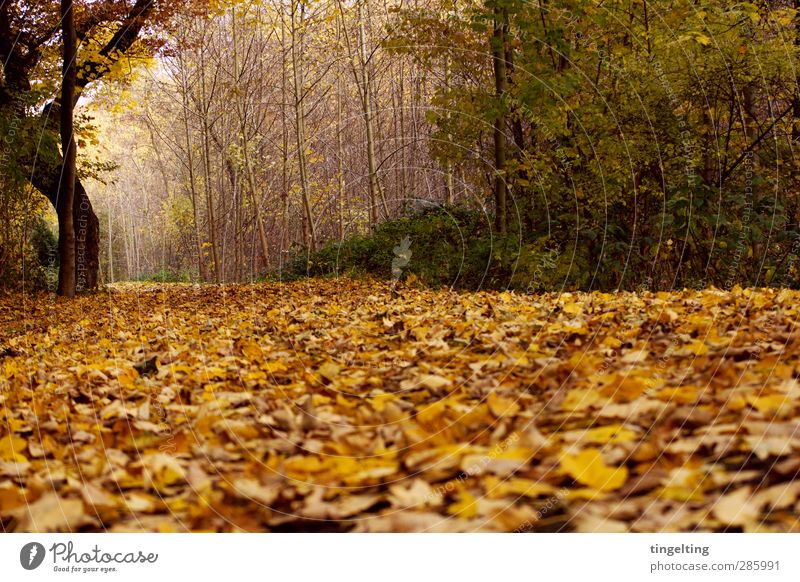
133, 269, 192, 283
27, 220, 59, 290
0, 219, 58, 291
278, 205, 597, 291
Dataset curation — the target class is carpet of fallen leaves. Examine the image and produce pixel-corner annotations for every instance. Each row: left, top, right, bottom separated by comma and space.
1, 279, 800, 532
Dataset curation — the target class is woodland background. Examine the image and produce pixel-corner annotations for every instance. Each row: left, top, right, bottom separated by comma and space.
2, 0, 800, 292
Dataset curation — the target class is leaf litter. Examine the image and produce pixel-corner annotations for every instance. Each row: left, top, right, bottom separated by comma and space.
0, 280, 799, 532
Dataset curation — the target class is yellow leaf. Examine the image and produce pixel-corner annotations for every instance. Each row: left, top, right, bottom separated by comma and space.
560, 448, 628, 491
336, 393, 357, 408
562, 389, 603, 411
484, 476, 556, 499
142, 454, 186, 491
655, 386, 699, 404
564, 488, 608, 501
262, 361, 288, 373
0, 484, 25, 512
447, 491, 478, 519
695, 33, 711, 46
417, 399, 447, 424
370, 392, 397, 412
747, 394, 792, 416
0, 434, 27, 463
579, 424, 638, 445
284, 455, 329, 475
486, 391, 520, 418
659, 486, 704, 502
687, 340, 709, 356
236, 338, 263, 362
419, 374, 451, 390
599, 375, 646, 402
317, 361, 341, 382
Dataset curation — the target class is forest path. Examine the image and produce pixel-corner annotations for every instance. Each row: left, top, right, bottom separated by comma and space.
1, 280, 799, 531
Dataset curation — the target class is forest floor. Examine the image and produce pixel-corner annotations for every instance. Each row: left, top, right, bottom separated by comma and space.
1, 279, 799, 532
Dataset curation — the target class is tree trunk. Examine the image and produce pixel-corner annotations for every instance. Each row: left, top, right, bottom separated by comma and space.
443, 56, 454, 204
107, 202, 114, 283
199, 43, 221, 283
290, 0, 316, 251
397, 61, 409, 202
491, 8, 508, 234
73, 180, 100, 291
336, 56, 346, 241
176, 46, 208, 283
794, 0, 800, 146
29, 152, 100, 291
280, 16, 290, 264
57, 0, 77, 297
791, 0, 800, 226
232, 13, 270, 271
356, 2, 388, 224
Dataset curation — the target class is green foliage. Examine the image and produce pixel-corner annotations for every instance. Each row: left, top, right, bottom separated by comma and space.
284, 183, 800, 291
30, 219, 58, 267
280, 205, 599, 291
0, 104, 61, 290
0, 216, 58, 291
132, 269, 193, 283
388, 0, 800, 290
26, 219, 59, 289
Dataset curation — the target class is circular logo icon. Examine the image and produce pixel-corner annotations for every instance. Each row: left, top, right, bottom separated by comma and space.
20, 542, 46, 570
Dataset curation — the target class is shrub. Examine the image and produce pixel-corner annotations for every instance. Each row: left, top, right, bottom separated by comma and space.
133, 269, 192, 283
278, 205, 597, 291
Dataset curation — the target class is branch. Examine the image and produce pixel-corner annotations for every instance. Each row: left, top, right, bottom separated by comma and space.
720, 101, 794, 184
76, 0, 155, 90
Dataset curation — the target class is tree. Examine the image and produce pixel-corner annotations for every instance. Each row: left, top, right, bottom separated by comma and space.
337, 0, 389, 225
0, 0, 203, 291
489, 2, 508, 234
289, 0, 317, 251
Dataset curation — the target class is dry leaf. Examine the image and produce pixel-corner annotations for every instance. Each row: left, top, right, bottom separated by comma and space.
1, 280, 798, 532
11, 493, 94, 532
712, 487, 759, 526
560, 449, 628, 491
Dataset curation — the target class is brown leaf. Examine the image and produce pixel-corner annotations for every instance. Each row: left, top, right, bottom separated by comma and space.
11, 493, 94, 532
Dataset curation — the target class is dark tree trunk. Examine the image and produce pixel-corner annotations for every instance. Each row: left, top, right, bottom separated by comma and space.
30, 150, 101, 292
794, 0, 800, 146
57, 0, 77, 297
73, 179, 100, 291
491, 8, 509, 234
791, 0, 800, 229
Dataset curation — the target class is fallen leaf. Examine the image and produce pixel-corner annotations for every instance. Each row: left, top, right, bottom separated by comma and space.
0, 434, 27, 463
712, 487, 759, 527
447, 491, 478, 519
560, 449, 628, 491
231, 478, 279, 506
487, 391, 520, 418
11, 493, 94, 532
